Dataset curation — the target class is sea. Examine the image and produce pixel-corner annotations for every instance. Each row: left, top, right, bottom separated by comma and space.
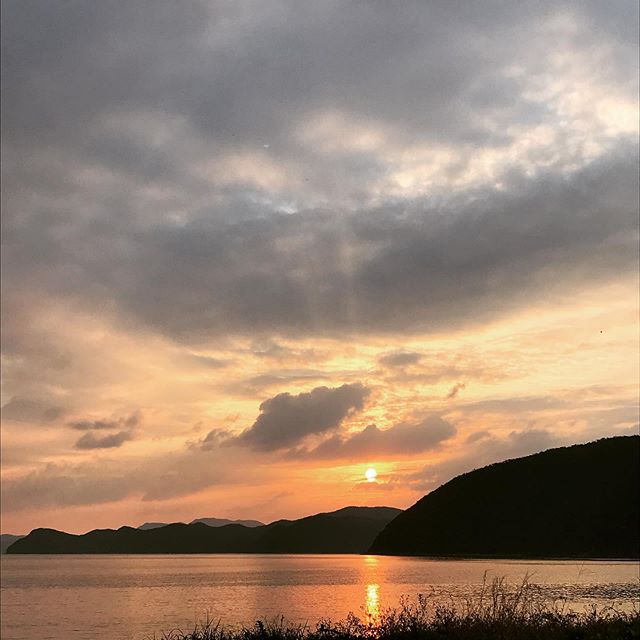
1, 554, 638, 640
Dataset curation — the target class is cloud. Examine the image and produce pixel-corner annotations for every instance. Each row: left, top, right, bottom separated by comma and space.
460, 396, 569, 414
4, 147, 637, 347
406, 427, 562, 492
233, 369, 330, 394
250, 340, 321, 362
466, 430, 492, 444
446, 383, 466, 399
289, 414, 456, 460
3, 1, 636, 186
234, 383, 370, 451
1, 398, 65, 423
2, 1, 637, 346
1, 463, 136, 511
0, 444, 251, 511
378, 352, 423, 367
75, 430, 134, 450
68, 412, 141, 431
186, 354, 230, 369
67, 411, 141, 450
378, 349, 512, 385
197, 428, 233, 452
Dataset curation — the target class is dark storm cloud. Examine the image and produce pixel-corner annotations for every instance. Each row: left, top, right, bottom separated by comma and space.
234, 383, 370, 451
288, 414, 456, 460
75, 430, 133, 450
1, 1, 638, 346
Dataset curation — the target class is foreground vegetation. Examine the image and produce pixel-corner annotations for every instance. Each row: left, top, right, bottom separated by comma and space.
159, 577, 640, 640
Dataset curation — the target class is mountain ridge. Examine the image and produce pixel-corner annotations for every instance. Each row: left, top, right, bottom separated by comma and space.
7, 506, 402, 554
138, 517, 264, 530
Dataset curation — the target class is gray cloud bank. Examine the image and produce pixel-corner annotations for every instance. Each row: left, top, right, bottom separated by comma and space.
3, 148, 637, 346
2, 0, 638, 348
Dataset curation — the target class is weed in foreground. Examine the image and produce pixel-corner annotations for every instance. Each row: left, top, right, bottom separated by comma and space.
158, 576, 640, 640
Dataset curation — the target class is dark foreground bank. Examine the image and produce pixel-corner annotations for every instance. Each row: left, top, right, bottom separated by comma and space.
159, 578, 640, 640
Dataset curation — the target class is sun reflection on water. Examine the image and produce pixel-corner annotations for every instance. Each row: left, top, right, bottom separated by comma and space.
365, 583, 380, 622
361, 555, 381, 624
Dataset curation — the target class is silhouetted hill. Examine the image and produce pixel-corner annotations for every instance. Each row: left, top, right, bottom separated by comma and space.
7, 506, 401, 554
1, 534, 24, 554
370, 436, 640, 558
257, 510, 400, 553
137, 517, 263, 530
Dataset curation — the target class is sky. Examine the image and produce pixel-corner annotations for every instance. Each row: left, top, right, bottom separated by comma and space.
1, 0, 638, 535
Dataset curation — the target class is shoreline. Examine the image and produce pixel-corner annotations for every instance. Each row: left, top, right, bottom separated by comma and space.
3, 551, 640, 561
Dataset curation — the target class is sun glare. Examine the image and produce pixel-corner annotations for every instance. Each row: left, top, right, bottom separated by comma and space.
365, 467, 378, 482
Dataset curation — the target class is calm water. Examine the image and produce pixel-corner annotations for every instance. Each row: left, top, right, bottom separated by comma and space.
1, 555, 639, 640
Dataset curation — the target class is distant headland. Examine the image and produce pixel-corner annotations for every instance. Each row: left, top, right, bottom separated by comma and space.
370, 435, 639, 558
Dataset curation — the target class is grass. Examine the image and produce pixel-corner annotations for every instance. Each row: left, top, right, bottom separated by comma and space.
159, 575, 640, 640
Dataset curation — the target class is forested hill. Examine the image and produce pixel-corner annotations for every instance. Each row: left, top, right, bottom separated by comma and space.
370, 436, 639, 558
7, 506, 401, 554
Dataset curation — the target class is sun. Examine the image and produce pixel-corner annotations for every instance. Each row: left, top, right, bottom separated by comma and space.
365, 467, 378, 483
